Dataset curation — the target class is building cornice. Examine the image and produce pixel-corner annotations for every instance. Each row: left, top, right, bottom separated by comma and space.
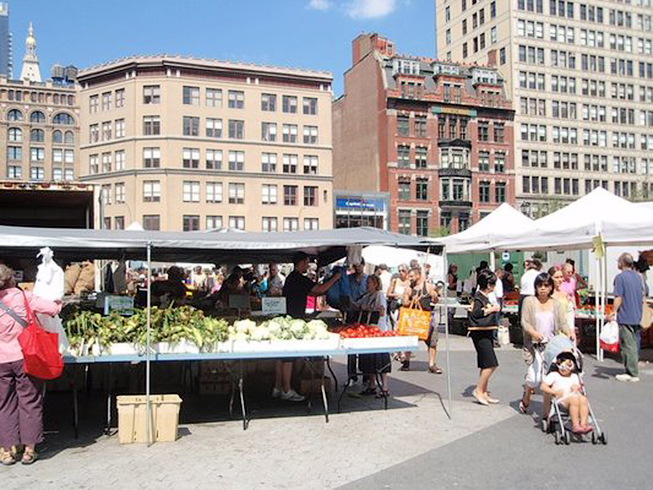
78, 56, 333, 85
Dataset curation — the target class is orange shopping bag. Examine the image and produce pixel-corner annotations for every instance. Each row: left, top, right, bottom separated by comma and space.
397, 299, 431, 341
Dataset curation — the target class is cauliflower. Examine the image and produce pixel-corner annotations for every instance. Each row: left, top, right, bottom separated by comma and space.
233, 332, 249, 342
290, 319, 307, 339
234, 319, 256, 335
267, 319, 283, 336
307, 319, 328, 332
250, 326, 271, 342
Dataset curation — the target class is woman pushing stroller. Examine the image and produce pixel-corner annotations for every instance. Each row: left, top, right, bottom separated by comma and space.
520, 272, 575, 415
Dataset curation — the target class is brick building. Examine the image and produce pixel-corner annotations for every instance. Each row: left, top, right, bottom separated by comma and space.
333, 33, 515, 235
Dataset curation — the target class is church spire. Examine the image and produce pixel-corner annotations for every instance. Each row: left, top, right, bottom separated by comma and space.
20, 21, 41, 82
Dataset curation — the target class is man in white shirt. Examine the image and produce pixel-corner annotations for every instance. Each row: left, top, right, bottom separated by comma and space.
519, 259, 542, 319
376, 264, 393, 296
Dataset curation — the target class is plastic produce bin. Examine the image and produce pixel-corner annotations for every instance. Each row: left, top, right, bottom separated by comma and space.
116, 394, 182, 444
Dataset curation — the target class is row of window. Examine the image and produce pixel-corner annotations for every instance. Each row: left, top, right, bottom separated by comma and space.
90, 86, 319, 115
440, 178, 507, 204
519, 72, 653, 96
5, 109, 75, 125
520, 96, 653, 121
520, 125, 653, 149
1, 89, 76, 106
5, 164, 74, 181
6, 128, 75, 144
517, 1, 653, 32
6, 146, 75, 163
100, 181, 323, 207
88, 116, 321, 145
521, 150, 653, 174
102, 214, 321, 232
88, 148, 321, 175
521, 176, 653, 198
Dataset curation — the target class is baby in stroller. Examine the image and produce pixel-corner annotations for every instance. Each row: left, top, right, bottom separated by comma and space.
540, 352, 592, 434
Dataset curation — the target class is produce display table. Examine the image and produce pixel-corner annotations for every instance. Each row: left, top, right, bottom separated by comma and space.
62, 338, 419, 435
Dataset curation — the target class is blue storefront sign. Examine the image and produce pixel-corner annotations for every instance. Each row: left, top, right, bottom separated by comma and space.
335, 197, 385, 212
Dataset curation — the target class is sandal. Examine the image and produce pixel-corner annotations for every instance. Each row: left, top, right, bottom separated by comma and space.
519, 400, 529, 414
0, 447, 16, 466
21, 448, 37, 465
428, 365, 443, 374
375, 389, 390, 399
360, 386, 376, 396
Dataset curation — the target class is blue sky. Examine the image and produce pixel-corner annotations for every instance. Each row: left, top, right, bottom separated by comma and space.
8, 0, 435, 95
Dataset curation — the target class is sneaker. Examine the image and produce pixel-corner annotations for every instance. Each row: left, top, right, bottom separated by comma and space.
272, 387, 282, 399
280, 388, 305, 402
629, 376, 640, 382
616, 373, 637, 382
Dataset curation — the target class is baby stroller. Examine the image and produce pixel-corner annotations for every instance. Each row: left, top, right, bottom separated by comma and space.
540, 335, 607, 445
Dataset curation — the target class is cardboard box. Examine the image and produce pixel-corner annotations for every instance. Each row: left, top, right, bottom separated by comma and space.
116, 394, 182, 444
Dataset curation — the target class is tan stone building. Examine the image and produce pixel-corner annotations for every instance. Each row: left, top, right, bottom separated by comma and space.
77, 56, 334, 232
436, 0, 653, 216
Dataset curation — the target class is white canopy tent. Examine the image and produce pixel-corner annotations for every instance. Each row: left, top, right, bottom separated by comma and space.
492, 188, 653, 251
439, 203, 534, 254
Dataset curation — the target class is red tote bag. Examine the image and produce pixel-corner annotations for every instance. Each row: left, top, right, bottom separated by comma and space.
17, 293, 63, 380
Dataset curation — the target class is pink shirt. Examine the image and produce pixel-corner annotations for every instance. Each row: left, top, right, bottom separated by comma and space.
559, 276, 577, 298
0, 288, 61, 363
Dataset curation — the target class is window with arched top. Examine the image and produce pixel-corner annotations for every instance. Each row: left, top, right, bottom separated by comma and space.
7, 109, 23, 121
52, 112, 75, 125
8, 127, 22, 142
30, 111, 46, 123
64, 131, 74, 144
30, 129, 45, 143
52, 130, 63, 143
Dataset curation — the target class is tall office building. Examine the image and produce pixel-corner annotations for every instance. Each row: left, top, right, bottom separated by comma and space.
436, 0, 653, 217
0, 2, 12, 77
78, 56, 334, 232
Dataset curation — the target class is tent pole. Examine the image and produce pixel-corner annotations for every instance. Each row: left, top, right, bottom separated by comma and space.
443, 246, 452, 419
595, 247, 601, 362
489, 251, 496, 271
146, 241, 153, 446
601, 249, 608, 362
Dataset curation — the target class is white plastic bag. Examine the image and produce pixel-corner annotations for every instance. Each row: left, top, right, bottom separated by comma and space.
33, 247, 70, 354
497, 326, 510, 346
525, 347, 545, 388
600, 320, 619, 353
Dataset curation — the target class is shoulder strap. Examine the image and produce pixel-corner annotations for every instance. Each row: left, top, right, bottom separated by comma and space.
0, 297, 28, 328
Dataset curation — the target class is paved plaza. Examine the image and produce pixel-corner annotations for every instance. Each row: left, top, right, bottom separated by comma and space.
3, 336, 653, 490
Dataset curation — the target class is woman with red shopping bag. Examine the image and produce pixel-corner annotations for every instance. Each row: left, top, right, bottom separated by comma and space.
0, 265, 61, 465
